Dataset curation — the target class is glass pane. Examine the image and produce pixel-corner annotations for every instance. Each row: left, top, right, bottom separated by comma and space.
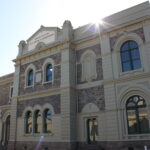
133, 60, 141, 70
127, 102, 135, 108
127, 109, 138, 134
121, 52, 130, 62
44, 109, 52, 133
121, 43, 129, 51
35, 110, 42, 133
131, 49, 140, 59
122, 62, 131, 72
28, 70, 33, 86
137, 100, 145, 106
87, 118, 98, 144
129, 41, 138, 49
26, 112, 32, 133
133, 96, 139, 103
46, 64, 52, 81
139, 107, 149, 133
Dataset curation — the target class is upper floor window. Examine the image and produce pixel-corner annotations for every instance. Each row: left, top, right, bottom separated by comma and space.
120, 40, 141, 72
46, 64, 53, 82
126, 95, 149, 134
27, 69, 34, 86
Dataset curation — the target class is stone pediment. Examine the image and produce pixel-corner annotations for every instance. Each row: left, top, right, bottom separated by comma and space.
27, 26, 59, 51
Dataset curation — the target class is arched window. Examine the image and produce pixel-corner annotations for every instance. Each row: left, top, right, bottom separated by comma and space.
120, 40, 141, 72
43, 109, 52, 133
34, 110, 42, 133
126, 95, 149, 134
25, 111, 32, 134
27, 69, 34, 86
46, 64, 53, 82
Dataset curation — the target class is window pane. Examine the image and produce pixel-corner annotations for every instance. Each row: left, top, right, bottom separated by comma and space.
28, 70, 33, 86
131, 49, 140, 59
122, 62, 131, 72
133, 60, 141, 70
121, 52, 130, 62
26, 111, 32, 133
126, 96, 149, 134
127, 109, 138, 134
46, 64, 52, 81
35, 110, 42, 133
87, 118, 98, 144
139, 107, 149, 133
121, 43, 129, 51
129, 41, 138, 49
44, 109, 52, 133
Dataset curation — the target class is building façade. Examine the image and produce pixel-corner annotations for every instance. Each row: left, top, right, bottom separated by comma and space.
0, 1, 150, 150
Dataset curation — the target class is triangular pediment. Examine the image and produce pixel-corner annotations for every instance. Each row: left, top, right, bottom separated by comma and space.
27, 26, 59, 51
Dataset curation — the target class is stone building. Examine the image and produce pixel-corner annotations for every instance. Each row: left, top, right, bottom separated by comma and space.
0, 1, 150, 150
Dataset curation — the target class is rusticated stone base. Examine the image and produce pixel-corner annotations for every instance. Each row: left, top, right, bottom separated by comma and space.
78, 141, 150, 150
5, 140, 150, 150
15, 141, 77, 150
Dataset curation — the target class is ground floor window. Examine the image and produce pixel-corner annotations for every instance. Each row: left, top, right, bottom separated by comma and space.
126, 95, 150, 134
1, 115, 10, 146
86, 118, 98, 144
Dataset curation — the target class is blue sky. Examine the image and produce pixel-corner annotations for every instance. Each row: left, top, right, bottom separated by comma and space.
0, 0, 148, 76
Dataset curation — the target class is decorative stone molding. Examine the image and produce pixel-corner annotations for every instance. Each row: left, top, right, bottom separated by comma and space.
80, 50, 97, 82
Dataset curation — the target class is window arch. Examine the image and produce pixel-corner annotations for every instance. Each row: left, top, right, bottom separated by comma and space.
126, 95, 149, 134
34, 110, 42, 133
43, 109, 52, 133
27, 69, 34, 86
46, 64, 53, 82
25, 111, 32, 134
120, 40, 141, 72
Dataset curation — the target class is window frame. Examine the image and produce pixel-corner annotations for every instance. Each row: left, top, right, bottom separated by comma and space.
25, 64, 35, 88
45, 64, 53, 82
43, 109, 52, 133
25, 111, 33, 134
120, 40, 141, 72
42, 58, 54, 84
126, 95, 150, 134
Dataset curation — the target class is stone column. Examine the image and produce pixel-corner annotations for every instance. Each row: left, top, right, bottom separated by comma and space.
7, 62, 20, 150
60, 21, 77, 150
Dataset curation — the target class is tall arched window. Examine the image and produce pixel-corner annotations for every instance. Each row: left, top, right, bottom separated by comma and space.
126, 95, 149, 134
120, 40, 141, 72
46, 64, 53, 82
43, 109, 52, 133
34, 110, 42, 133
27, 69, 34, 86
26, 111, 32, 134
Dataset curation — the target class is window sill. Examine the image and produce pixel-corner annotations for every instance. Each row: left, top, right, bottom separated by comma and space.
24, 132, 54, 137
42, 81, 53, 85
124, 133, 150, 139
24, 85, 34, 89
119, 68, 144, 77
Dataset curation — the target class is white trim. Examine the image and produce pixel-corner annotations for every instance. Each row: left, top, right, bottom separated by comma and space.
42, 58, 54, 83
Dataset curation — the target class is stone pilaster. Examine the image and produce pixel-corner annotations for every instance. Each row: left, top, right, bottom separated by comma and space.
60, 21, 77, 144
7, 63, 20, 150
